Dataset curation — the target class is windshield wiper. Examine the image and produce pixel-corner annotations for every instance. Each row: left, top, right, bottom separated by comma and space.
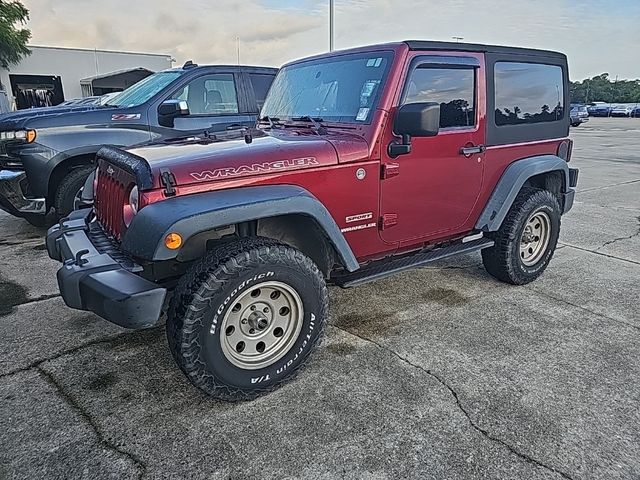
258, 115, 284, 129
290, 116, 327, 135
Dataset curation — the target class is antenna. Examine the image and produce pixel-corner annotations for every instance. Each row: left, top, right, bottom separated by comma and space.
329, 0, 334, 51
236, 36, 240, 65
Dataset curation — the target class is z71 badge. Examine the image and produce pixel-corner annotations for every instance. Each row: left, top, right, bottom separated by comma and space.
111, 113, 141, 121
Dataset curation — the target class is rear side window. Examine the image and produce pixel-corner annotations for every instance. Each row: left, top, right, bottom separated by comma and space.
494, 62, 564, 126
249, 73, 274, 110
403, 67, 476, 129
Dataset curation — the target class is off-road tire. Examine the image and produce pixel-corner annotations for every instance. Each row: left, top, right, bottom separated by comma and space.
166, 237, 329, 401
482, 188, 561, 285
53, 165, 94, 218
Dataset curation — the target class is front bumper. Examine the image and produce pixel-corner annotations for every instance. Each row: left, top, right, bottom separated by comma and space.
46, 209, 167, 329
0, 170, 46, 216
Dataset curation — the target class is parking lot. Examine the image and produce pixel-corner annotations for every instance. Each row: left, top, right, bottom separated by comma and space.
0, 117, 638, 479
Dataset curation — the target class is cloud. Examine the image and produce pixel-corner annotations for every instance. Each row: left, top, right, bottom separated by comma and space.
21, 0, 640, 79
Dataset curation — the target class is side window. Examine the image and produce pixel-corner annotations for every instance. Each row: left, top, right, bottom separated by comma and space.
170, 73, 238, 115
403, 66, 476, 129
249, 73, 274, 110
494, 62, 564, 126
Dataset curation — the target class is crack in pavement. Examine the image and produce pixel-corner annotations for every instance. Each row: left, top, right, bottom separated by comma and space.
559, 242, 640, 266
332, 325, 577, 480
596, 216, 640, 251
17, 293, 61, 306
528, 287, 640, 333
578, 178, 640, 193
36, 366, 147, 479
0, 331, 134, 379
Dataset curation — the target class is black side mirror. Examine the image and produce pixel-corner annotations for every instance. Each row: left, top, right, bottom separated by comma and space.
158, 100, 189, 127
389, 102, 440, 158
394, 102, 440, 137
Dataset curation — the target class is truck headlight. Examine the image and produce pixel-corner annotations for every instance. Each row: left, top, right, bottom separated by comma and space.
0, 130, 37, 143
129, 185, 139, 214
123, 185, 139, 227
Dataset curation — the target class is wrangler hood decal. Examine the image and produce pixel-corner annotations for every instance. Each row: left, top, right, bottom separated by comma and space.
128, 133, 343, 188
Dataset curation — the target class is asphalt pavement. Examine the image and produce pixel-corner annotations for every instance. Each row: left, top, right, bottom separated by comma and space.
1, 117, 638, 479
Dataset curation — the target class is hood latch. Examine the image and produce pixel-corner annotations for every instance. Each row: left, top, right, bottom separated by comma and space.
159, 168, 177, 197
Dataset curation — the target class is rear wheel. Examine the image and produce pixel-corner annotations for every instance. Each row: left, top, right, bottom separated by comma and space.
482, 188, 561, 285
53, 165, 94, 218
166, 237, 328, 401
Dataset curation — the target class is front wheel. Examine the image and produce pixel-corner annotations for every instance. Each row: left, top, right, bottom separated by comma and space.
53, 165, 94, 218
166, 237, 328, 401
482, 188, 561, 285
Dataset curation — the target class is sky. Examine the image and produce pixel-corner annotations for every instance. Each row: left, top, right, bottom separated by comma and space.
20, 0, 640, 81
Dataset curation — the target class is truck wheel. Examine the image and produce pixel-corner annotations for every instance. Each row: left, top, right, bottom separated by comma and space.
23, 213, 52, 228
482, 188, 561, 285
166, 237, 328, 401
53, 166, 94, 218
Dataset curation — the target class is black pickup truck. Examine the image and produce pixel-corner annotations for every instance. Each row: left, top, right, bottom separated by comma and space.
0, 63, 277, 225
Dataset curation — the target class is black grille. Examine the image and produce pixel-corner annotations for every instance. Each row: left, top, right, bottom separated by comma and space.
88, 220, 142, 272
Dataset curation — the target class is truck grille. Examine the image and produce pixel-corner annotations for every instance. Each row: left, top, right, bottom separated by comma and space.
94, 160, 134, 241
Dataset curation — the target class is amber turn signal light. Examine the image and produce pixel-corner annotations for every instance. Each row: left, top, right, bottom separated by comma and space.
25, 129, 37, 143
164, 232, 183, 250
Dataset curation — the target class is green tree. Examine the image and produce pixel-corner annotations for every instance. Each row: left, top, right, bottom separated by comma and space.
571, 73, 640, 104
0, 0, 31, 69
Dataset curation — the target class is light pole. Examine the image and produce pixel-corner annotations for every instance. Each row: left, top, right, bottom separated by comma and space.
452, 36, 464, 43
329, 0, 334, 51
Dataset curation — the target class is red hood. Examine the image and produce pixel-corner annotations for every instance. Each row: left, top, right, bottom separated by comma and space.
128, 130, 370, 189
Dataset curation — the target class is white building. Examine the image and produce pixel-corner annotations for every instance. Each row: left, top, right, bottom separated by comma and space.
0, 46, 173, 110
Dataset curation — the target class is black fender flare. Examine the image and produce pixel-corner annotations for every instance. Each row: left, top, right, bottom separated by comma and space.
475, 154, 570, 232
122, 185, 360, 272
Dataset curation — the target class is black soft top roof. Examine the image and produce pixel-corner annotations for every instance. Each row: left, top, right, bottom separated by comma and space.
405, 40, 566, 60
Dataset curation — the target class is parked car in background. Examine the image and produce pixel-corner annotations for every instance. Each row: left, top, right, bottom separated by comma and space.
589, 104, 613, 117
0, 62, 277, 226
631, 105, 640, 118
610, 105, 633, 117
570, 104, 589, 126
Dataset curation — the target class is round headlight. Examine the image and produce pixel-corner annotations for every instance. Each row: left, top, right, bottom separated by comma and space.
129, 185, 139, 214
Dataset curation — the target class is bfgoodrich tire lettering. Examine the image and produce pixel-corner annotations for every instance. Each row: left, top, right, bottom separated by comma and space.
167, 237, 328, 401
482, 188, 561, 285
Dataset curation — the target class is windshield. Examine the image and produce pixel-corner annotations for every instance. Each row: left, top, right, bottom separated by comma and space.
261, 52, 393, 124
107, 71, 184, 108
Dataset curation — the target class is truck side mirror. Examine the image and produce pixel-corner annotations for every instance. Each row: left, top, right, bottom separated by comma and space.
158, 100, 190, 127
389, 102, 440, 158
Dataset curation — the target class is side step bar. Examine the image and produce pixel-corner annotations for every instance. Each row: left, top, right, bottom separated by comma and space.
333, 238, 494, 288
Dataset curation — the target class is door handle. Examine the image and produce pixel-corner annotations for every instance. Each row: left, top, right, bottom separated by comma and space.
460, 145, 486, 156
226, 124, 244, 130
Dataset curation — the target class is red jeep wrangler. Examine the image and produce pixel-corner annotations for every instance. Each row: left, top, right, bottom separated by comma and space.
47, 41, 578, 400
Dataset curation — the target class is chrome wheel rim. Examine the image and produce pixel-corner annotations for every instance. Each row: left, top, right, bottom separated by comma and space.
219, 281, 303, 370
73, 187, 84, 210
519, 210, 551, 266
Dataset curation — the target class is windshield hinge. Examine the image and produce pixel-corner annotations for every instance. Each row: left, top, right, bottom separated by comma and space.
159, 168, 177, 197
381, 162, 400, 179
380, 213, 398, 230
